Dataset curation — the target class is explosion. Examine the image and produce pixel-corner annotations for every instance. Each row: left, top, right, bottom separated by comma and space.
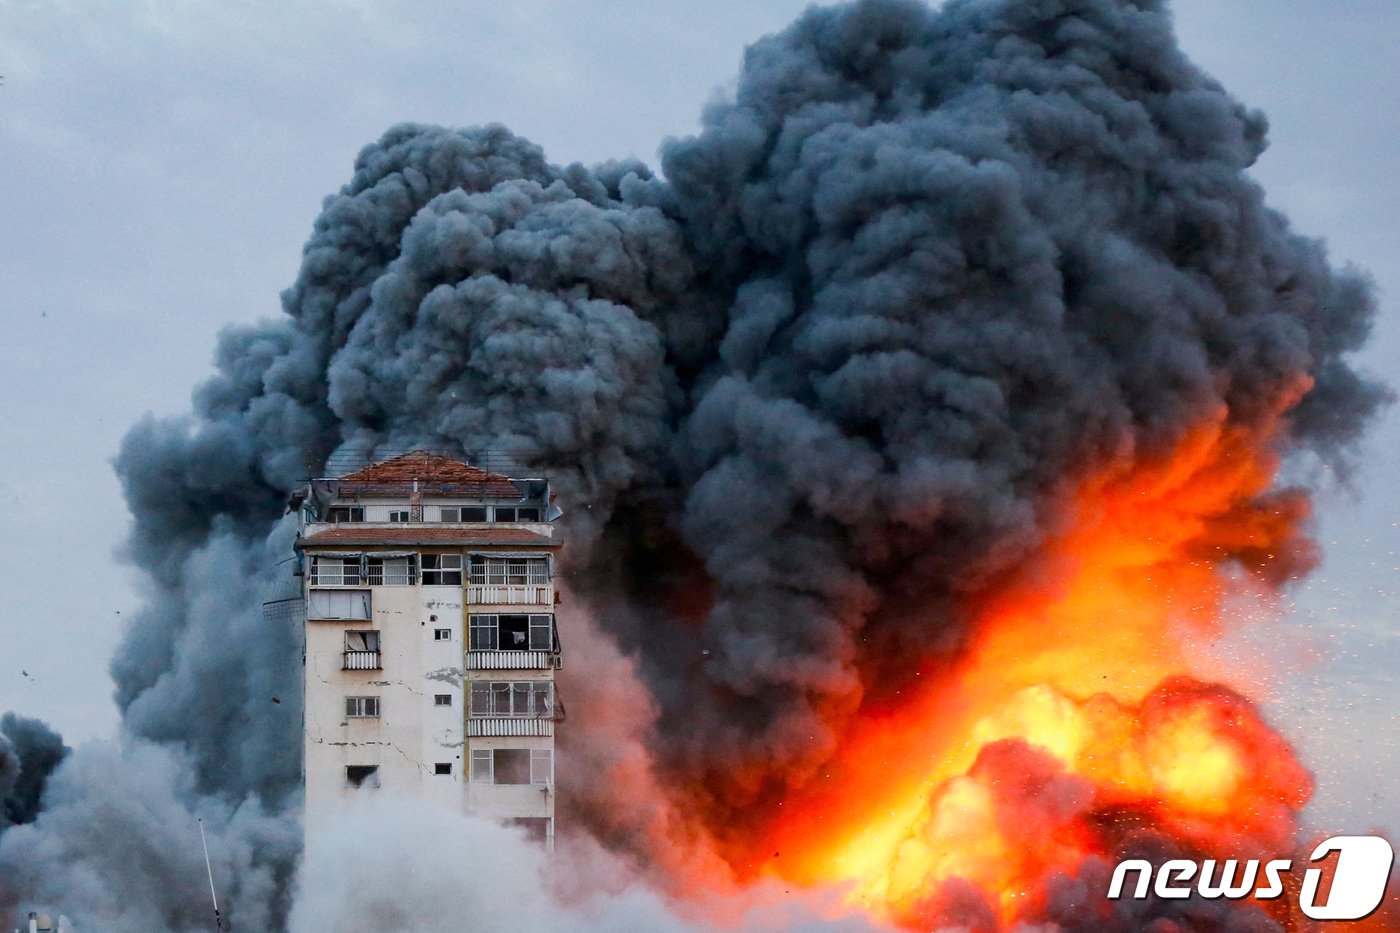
0, 0, 1391, 930
734, 412, 1322, 929
694, 407, 1398, 931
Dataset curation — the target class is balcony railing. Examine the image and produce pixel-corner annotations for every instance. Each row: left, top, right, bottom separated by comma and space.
343, 650, 381, 670
467, 719, 554, 737
465, 650, 558, 670
466, 584, 553, 606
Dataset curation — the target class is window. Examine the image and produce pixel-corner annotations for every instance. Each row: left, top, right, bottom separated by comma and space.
469, 614, 553, 651
388, 509, 411, 523
345, 630, 381, 652
434, 694, 452, 707
345, 765, 379, 788
469, 681, 553, 719
326, 506, 364, 523
439, 506, 488, 522
422, 554, 463, 585
433, 628, 452, 641
308, 589, 371, 619
468, 556, 549, 586
345, 696, 380, 718
366, 557, 414, 586
470, 748, 551, 785
344, 630, 381, 669
493, 507, 541, 522
434, 762, 453, 775
310, 557, 362, 587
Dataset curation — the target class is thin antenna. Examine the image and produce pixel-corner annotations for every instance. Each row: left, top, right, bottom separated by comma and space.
198, 818, 225, 931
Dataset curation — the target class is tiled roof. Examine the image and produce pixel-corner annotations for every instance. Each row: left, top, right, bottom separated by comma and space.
332, 451, 521, 498
297, 525, 560, 549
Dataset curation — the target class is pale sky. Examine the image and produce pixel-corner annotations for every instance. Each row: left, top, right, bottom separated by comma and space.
1, 0, 1396, 832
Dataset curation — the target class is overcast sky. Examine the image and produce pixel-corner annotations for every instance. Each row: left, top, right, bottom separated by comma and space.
1, 0, 1396, 833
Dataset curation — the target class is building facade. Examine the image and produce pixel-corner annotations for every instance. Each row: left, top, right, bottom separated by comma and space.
291, 451, 562, 845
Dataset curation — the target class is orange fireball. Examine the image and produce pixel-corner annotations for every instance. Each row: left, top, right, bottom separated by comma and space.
759, 410, 1322, 929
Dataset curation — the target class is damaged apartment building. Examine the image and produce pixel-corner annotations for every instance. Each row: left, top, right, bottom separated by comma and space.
290, 451, 563, 846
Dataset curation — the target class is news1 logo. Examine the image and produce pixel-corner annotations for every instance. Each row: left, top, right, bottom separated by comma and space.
1107, 835, 1394, 921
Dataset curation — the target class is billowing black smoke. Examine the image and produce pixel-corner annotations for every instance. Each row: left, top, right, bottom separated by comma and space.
0, 0, 1385, 929
0, 714, 67, 831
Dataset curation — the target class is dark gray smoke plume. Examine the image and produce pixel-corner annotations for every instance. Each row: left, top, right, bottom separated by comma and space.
0, 0, 1385, 929
0, 713, 67, 831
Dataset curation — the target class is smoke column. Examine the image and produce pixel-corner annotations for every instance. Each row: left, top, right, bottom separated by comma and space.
0, 0, 1387, 930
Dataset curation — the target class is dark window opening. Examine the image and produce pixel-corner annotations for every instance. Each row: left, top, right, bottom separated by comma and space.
434, 762, 452, 776
513, 817, 551, 843
469, 614, 553, 651
422, 553, 463, 585
517, 507, 540, 521
326, 506, 364, 523
494, 748, 531, 784
345, 765, 379, 788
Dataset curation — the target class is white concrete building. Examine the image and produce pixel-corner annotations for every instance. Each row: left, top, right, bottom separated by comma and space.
291, 451, 563, 845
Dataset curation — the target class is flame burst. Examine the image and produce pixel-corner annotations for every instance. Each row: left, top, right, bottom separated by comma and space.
757, 401, 1333, 929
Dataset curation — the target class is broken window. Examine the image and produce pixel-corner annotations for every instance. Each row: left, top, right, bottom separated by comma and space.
344, 630, 382, 669
388, 509, 410, 523
345, 630, 381, 652
422, 553, 463, 585
308, 589, 371, 620
434, 762, 452, 776
494, 507, 517, 522
468, 556, 549, 586
469, 681, 553, 718
517, 507, 541, 522
468, 614, 554, 652
434, 694, 452, 707
468, 748, 551, 786
433, 628, 452, 641
326, 506, 364, 523
345, 765, 379, 788
345, 696, 380, 718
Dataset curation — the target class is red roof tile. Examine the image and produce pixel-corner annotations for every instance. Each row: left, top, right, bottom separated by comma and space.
297, 525, 560, 549
333, 451, 521, 498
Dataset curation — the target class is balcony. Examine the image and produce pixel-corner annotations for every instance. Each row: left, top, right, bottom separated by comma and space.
465, 650, 558, 670
343, 650, 382, 670
466, 584, 554, 606
467, 719, 554, 737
